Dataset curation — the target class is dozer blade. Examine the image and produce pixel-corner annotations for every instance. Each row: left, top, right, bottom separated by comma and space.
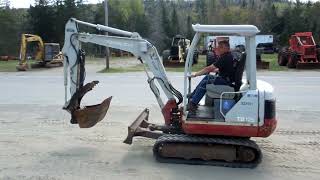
63, 81, 112, 128
73, 96, 112, 128
124, 108, 163, 144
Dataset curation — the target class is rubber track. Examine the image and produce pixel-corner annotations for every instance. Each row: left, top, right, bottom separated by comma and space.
153, 134, 262, 168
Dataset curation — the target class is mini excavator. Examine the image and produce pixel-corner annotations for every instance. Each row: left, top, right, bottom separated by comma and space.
62, 18, 277, 168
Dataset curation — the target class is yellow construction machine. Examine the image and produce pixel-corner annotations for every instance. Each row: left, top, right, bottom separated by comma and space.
16, 34, 63, 71
162, 35, 198, 66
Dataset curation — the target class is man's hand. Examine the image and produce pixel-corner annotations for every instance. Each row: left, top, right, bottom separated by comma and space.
189, 64, 217, 78
190, 73, 197, 78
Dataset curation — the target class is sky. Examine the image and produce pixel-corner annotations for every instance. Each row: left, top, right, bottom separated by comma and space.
9, 0, 101, 8
9, 0, 320, 8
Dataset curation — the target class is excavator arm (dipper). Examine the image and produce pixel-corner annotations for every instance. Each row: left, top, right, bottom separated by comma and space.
62, 18, 182, 128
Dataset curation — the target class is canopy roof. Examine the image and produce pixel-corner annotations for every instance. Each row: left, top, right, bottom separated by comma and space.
192, 24, 260, 36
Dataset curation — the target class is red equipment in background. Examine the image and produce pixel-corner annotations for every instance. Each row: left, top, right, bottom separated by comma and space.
278, 32, 320, 68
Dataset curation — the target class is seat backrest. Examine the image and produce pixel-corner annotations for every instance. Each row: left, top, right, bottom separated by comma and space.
234, 52, 246, 91
170, 46, 179, 56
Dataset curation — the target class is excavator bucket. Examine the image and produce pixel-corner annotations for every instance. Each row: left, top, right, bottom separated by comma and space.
73, 97, 112, 128
64, 81, 112, 128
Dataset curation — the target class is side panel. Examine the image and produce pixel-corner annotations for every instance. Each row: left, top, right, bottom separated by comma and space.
224, 90, 259, 125
258, 90, 265, 126
258, 100, 277, 137
182, 122, 258, 137
182, 89, 276, 137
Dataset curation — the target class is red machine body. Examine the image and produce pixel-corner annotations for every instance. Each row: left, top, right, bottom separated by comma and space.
181, 117, 277, 138
279, 32, 320, 68
289, 32, 318, 62
161, 100, 277, 138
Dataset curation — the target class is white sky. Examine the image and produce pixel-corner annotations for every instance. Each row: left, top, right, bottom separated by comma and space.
10, 0, 102, 8
9, 0, 320, 8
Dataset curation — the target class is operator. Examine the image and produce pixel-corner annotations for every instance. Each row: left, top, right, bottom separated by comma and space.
188, 40, 235, 112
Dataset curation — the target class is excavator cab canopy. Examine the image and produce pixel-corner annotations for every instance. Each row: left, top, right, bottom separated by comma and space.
183, 24, 260, 113
192, 24, 260, 36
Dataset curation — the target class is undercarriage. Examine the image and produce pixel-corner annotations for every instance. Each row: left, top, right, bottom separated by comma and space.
123, 108, 262, 168
154, 134, 261, 168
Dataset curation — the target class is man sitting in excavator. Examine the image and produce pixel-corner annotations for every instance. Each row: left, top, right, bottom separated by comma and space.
188, 40, 236, 111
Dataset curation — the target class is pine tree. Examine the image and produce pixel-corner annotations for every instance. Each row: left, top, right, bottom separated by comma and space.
28, 0, 55, 42
171, 4, 179, 35
0, 0, 10, 9
195, 0, 207, 24
186, 15, 193, 40
160, 0, 172, 46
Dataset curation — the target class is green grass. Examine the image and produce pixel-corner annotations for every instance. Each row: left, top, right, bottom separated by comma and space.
97, 54, 289, 73
99, 65, 144, 73
86, 56, 132, 63
0, 55, 286, 73
261, 54, 288, 71
0, 60, 19, 72
165, 56, 207, 72
0, 60, 43, 72
99, 55, 207, 73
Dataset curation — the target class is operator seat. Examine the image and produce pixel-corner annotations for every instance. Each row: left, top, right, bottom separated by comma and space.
205, 52, 246, 100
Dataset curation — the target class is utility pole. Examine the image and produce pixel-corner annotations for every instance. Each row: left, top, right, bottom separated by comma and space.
104, 0, 110, 69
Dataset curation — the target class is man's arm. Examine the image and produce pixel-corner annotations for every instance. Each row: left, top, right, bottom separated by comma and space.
191, 64, 219, 77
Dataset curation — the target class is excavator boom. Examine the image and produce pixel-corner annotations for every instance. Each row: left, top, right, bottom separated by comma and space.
62, 18, 181, 128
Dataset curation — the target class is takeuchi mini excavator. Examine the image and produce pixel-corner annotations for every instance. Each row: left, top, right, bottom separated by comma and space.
62, 18, 277, 168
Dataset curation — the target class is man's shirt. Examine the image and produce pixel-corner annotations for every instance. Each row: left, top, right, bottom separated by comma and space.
214, 52, 235, 82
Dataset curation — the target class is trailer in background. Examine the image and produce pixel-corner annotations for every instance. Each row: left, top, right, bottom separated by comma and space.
204, 35, 275, 54
205, 35, 272, 69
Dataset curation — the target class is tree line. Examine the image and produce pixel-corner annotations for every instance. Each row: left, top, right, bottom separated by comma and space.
0, 0, 320, 56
